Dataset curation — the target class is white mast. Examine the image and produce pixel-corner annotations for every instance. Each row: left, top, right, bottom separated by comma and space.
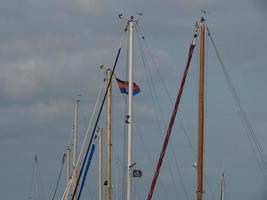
220, 172, 225, 200
126, 16, 134, 200
65, 146, 71, 200
30, 155, 45, 200
34, 155, 38, 200
73, 98, 79, 200
106, 69, 112, 200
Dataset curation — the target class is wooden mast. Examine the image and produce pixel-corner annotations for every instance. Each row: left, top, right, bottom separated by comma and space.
197, 17, 205, 200
106, 68, 112, 200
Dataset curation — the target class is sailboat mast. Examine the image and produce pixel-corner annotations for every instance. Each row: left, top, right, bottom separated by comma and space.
30, 155, 46, 200
106, 68, 112, 200
197, 17, 205, 200
34, 155, 38, 200
220, 173, 225, 200
65, 146, 71, 200
73, 98, 79, 200
126, 16, 134, 200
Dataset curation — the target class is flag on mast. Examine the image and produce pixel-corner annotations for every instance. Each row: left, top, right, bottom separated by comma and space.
115, 77, 140, 96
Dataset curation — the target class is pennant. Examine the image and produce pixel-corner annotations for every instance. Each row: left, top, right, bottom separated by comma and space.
115, 77, 140, 96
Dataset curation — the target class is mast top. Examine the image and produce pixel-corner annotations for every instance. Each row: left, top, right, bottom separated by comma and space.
76, 95, 81, 102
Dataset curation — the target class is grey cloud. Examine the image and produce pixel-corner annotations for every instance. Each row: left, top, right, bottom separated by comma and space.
0, 0, 267, 199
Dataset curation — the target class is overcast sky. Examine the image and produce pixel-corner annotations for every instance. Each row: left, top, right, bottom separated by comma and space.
0, 0, 267, 199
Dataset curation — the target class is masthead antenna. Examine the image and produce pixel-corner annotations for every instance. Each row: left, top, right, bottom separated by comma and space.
200, 9, 210, 16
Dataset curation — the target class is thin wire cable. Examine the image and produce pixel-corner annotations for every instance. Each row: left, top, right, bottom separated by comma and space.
60, 79, 106, 200
135, 30, 180, 199
61, 28, 126, 200
132, 119, 170, 200
136, 25, 194, 153
168, 138, 190, 200
203, 29, 217, 200
207, 25, 267, 184
136, 25, 195, 200
137, 23, 196, 165
28, 156, 47, 200
136, 32, 187, 199
137, 24, 217, 200
137, 26, 191, 198
69, 29, 126, 200
51, 154, 66, 200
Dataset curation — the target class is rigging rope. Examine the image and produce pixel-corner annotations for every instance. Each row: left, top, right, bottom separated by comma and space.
69, 28, 126, 200
202, 29, 217, 200
29, 156, 47, 200
206, 26, 267, 184
132, 120, 170, 199
60, 28, 126, 200
51, 154, 65, 200
135, 26, 181, 199
137, 24, 217, 199
60, 78, 105, 200
147, 31, 197, 200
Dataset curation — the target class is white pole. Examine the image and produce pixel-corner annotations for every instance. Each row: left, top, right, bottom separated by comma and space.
106, 69, 112, 200
73, 98, 79, 171
220, 172, 225, 200
61, 85, 104, 200
34, 155, 38, 200
126, 16, 134, 200
73, 98, 79, 200
65, 146, 71, 200
98, 128, 103, 200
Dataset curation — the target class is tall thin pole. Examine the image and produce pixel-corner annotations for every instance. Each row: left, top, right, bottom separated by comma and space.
220, 172, 225, 200
73, 98, 79, 200
197, 17, 205, 200
98, 128, 103, 200
115, 159, 119, 200
126, 16, 134, 200
34, 155, 38, 200
106, 69, 112, 200
65, 146, 71, 200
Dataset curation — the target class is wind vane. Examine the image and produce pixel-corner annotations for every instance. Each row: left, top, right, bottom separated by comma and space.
117, 12, 143, 21
200, 9, 210, 15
